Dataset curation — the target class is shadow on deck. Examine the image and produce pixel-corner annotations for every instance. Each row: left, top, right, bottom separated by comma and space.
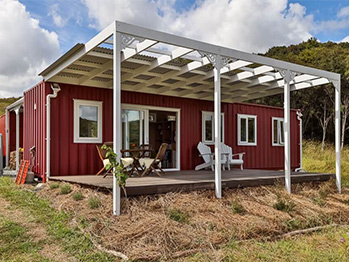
50, 169, 334, 196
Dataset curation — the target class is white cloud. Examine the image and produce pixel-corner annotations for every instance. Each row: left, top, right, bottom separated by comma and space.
341, 36, 349, 42
83, 0, 315, 53
337, 6, 349, 18
48, 4, 67, 27
0, 0, 60, 97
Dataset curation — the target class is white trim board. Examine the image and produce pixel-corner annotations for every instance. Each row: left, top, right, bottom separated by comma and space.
201, 111, 224, 145
73, 99, 103, 144
237, 114, 257, 146
272, 117, 284, 146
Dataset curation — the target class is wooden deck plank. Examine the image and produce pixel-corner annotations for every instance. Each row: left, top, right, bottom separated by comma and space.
50, 169, 334, 196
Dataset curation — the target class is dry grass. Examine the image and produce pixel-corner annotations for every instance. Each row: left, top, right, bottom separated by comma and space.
36, 180, 349, 261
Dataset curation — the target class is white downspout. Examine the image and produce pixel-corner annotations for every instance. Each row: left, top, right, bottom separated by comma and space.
46, 84, 61, 182
295, 111, 304, 172
14, 107, 20, 171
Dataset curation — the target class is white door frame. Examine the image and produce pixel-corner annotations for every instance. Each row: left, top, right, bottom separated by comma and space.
121, 103, 181, 171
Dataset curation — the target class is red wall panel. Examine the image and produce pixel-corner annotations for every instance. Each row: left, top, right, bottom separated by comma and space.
8, 111, 23, 152
230, 103, 300, 170
0, 115, 5, 156
45, 83, 300, 176
23, 81, 49, 180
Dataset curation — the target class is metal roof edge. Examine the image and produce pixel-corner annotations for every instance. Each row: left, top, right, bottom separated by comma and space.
39, 43, 85, 77
6, 97, 24, 111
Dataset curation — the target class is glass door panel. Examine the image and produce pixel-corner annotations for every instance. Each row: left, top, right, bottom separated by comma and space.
122, 109, 147, 150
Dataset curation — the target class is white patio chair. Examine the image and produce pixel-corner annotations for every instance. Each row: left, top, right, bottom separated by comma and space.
220, 143, 245, 170
195, 142, 215, 171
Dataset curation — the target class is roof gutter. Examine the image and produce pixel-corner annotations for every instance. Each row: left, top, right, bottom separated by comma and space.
45, 83, 61, 182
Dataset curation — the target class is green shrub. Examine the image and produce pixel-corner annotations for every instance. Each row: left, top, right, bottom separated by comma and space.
60, 184, 71, 195
88, 196, 101, 209
273, 198, 295, 212
283, 218, 302, 231
312, 197, 326, 207
231, 200, 245, 214
72, 191, 83, 201
168, 208, 190, 223
50, 183, 59, 190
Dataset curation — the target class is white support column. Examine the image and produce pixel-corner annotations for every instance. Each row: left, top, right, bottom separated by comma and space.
283, 70, 292, 193
334, 79, 341, 193
295, 111, 303, 172
214, 55, 222, 198
14, 107, 20, 171
113, 26, 122, 215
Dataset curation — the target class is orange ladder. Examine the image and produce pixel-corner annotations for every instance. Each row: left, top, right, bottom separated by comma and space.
15, 160, 30, 185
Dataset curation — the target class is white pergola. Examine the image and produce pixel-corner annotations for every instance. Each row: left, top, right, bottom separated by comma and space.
40, 21, 341, 216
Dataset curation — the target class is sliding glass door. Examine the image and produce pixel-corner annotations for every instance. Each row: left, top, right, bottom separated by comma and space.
121, 105, 180, 170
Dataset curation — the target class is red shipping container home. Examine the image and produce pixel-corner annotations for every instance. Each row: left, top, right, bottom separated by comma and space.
4, 22, 341, 217
7, 80, 302, 179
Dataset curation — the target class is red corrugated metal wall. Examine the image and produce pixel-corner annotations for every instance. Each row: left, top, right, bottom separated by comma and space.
8, 111, 23, 152
0, 115, 5, 156
23, 81, 49, 180
229, 103, 300, 170
46, 83, 300, 176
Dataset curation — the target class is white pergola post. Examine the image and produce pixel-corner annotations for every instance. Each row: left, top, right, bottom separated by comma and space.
283, 70, 292, 193
214, 55, 222, 198
113, 27, 122, 216
334, 79, 341, 193
14, 107, 20, 171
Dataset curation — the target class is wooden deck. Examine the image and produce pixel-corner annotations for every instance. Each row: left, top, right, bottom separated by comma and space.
50, 169, 334, 196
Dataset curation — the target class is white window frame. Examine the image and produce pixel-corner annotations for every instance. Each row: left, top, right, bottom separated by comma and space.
202, 111, 224, 145
237, 114, 257, 146
272, 117, 284, 146
73, 99, 103, 143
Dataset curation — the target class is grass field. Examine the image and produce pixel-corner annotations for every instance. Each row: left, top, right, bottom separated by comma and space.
303, 140, 349, 186
0, 140, 348, 261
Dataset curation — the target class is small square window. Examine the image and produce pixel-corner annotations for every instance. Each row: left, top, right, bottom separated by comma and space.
238, 114, 257, 146
202, 111, 224, 144
272, 117, 284, 146
74, 100, 103, 143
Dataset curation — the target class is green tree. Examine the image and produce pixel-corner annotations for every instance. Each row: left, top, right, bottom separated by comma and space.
258, 39, 349, 148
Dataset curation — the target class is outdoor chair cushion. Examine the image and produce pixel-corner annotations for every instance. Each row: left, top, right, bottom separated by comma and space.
121, 157, 134, 167
103, 158, 134, 168
140, 158, 161, 169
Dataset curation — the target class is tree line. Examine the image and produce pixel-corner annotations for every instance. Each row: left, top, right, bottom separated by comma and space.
254, 38, 349, 150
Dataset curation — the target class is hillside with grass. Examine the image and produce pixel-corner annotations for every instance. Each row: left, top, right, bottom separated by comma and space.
303, 141, 349, 186
0, 97, 21, 115
1, 175, 349, 261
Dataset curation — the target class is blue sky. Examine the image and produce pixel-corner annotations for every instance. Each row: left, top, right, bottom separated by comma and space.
0, 0, 348, 97
21, 0, 349, 53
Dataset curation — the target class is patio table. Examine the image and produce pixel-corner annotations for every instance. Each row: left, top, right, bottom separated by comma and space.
121, 148, 154, 176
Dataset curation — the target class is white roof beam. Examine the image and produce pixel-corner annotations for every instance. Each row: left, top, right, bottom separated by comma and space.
78, 60, 113, 85
224, 65, 274, 84
122, 39, 158, 61
114, 21, 339, 81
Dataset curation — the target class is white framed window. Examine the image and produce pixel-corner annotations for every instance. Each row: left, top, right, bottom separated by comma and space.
73, 99, 103, 143
237, 114, 257, 146
202, 111, 224, 144
272, 117, 284, 146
